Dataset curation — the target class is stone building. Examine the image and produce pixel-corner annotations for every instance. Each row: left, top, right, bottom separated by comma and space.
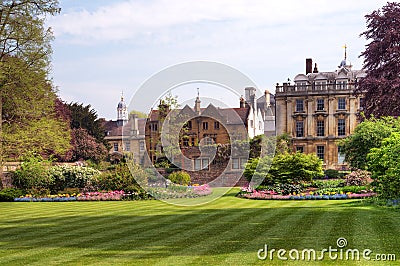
275, 55, 366, 169
102, 96, 147, 165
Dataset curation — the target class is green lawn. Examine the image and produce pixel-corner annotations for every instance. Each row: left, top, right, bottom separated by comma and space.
0, 188, 399, 265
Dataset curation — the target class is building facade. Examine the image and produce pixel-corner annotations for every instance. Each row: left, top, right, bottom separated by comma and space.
275, 57, 366, 169
102, 96, 147, 165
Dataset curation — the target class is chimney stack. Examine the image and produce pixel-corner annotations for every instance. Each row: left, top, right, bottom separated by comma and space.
306, 58, 312, 74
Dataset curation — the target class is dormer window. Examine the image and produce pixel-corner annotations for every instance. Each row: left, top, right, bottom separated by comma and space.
336, 80, 348, 90
315, 81, 327, 90
296, 81, 307, 91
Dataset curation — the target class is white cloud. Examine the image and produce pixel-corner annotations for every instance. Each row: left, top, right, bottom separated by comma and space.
49, 0, 378, 43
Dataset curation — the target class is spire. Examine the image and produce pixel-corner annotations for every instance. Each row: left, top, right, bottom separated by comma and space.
343, 44, 347, 60
194, 88, 201, 114
117, 91, 128, 123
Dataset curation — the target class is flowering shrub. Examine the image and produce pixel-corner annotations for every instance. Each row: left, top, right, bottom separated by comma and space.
77, 191, 125, 201
147, 184, 211, 199
344, 170, 372, 186
238, 190, 376, 200
49, 165, 100, 192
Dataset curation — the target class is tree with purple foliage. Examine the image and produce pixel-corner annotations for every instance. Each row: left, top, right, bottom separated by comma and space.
356, 2, 400, 118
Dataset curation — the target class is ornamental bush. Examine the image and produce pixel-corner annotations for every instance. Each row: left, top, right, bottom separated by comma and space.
49, 165, 101, 192
12, 153, 53, 190
245, 152, 323, 185
0, 188, 25, 202
344, 170, 371, 186
95, 162, 147, 192
168, 171, 190, 185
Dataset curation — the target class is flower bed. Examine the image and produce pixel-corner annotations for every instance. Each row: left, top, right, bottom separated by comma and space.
13, 185, 213, 202
238, 187, 377, 200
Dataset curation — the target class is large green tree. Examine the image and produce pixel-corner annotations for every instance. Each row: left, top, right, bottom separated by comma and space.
0, 1, 66, 169
367, 132, 400, 200
339, 116, 400, 169
356, 2, 400, 117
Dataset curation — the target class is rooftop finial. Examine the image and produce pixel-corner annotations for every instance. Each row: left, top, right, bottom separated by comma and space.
121, 91, 124, 101
343, 44, 347, 60
197, 88, 200, 98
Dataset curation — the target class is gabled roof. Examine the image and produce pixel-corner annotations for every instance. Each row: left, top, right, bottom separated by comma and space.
201, 104, 224, 120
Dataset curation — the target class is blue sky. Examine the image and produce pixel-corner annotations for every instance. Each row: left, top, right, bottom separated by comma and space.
47, 0, 389, 120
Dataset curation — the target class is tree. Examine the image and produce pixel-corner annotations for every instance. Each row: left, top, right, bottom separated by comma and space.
64, 128, 107, 163
67, 102, 106, 145
339, 116, 400, 169
244, 152, 323, 186
356, 2, 400, 117
367, 132, 400, 200
0, 0, 61, 174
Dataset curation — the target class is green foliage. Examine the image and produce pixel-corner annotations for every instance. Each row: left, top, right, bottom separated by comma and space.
268, 152, 324, 184
367, 132, 400, 200
243, 156, 273, 185
344, 170, 371, 186
67, 102, 106, 145
95, 162, 147, 192
316, 186, 369, 195
0, 188, 25, 202
49, 165, 101, 192
0, 0, 66, 163
168, 171, 190, 185
275, 133, 292, 155
130, 110, 147, 118
339, 116, 400, 169
312, 179, 345, 189
324, 169, 341, 179
244, 152, 323, 185
12, 153, 52, 190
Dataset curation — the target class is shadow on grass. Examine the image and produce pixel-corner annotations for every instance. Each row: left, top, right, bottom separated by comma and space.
0, 202, 399, 264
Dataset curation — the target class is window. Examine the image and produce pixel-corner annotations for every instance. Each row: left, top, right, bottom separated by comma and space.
296, 99, 304, 112
315, 81, 327, 90
317, 145, 325, 161
296, 121, 304, 137
296, 81, 307, 91
338, 119, 346, 136
182, 138, 189, 146
139, 141, 145, 151
317, 98, 325, 111
186, 121, 192, 129
359, 98, 364, 110
232, 158, 240, 169
202, 158, 209, 170
194, 158, 209, 170
150, 123, 158, 131
191, 137, 196, 146
203, 134, 216, 145
250, 120, 254, 127
194, 158, 201, 170
296, 146, 304, 153
232, 158, 246, 169
125, 142, 130, 151
337, 80, 347, 90
259, 121, 262, 130
338, 98, 346, 110
316, 120, 325, 137
113, 143, 118, 152
214, 121, 220, 129
203, 121, 208, 130
338, 147, 345, 164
